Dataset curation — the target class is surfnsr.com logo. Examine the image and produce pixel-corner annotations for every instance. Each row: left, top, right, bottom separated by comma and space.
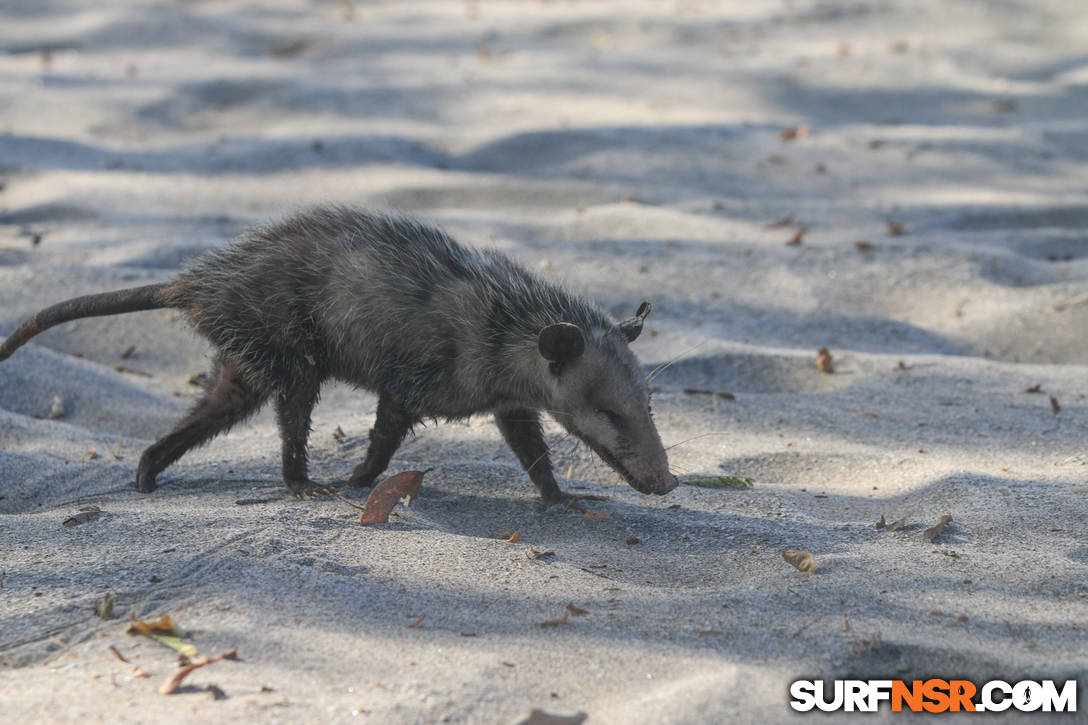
790, 679, 1078, 713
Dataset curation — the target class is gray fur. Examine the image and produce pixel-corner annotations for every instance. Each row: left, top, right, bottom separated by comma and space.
2, 206, 678, 503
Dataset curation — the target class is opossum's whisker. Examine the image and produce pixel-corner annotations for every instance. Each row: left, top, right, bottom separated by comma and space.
646, 340, 709, 384
664, 431, 730, 452
536, 408, 574, 419
524, 430, 575, 474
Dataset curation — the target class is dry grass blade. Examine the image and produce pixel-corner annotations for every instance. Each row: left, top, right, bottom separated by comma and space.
539, 611, 570, 627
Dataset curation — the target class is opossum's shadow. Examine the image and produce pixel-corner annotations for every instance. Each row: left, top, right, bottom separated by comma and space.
400, 483, 854, 591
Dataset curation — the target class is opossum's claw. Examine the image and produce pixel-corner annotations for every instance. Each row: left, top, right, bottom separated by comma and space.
543, 491, 611, 512
134, 466, 158, 493
286, 479, 338, 500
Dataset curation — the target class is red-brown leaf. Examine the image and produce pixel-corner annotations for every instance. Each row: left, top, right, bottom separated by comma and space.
360, 470, 426, 524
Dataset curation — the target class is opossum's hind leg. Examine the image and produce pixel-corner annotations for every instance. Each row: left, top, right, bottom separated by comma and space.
494, 409, 564, 505
136, 361, 268, 493
274, 375, 331, 499
347, 394, 414, 488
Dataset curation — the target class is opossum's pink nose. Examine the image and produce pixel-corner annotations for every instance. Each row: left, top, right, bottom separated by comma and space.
654, 469, 679, 495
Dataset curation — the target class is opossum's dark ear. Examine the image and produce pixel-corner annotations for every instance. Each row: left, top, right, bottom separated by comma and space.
619, 301, 651, 343
538, 323, 585, 366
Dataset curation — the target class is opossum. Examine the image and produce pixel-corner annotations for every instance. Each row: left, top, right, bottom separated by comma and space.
0, 206, 678, 504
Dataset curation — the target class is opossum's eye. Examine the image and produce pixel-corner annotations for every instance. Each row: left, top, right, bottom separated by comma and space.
595, 408, 625, 429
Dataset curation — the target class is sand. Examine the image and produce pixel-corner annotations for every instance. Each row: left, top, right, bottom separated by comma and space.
1, 1, 1087, 722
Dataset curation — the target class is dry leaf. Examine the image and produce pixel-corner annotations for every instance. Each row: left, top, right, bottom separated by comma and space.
816, 348, 834, 373
887, 221, 906, 236
63, 505, 102, 528
565, 603, 589, 616
625, 536, 640, 545
512, 709, 588, 725
112, 365, 152, 377
783, 549, 815, 573
159, 649, 237, 695
187, 371, 210, 387
786, 228, 807, 246
930, 610, 969, 622
132, 666, 150, 679
582, 510, 610, 520
886, 517, 907, 532
780, 125, 809, 141
528, 549, 555, 560
506, 530, 520, 544
855, 240, 874, 251
1050, 396, 1061, 414
408, 616, 425, 629
765, 214, 794, 228
360, 470, 426, 524
1023, 384, 1042, 394
126, 614, 198, 658
875, 515, 886, 529
923, 514, 953, 542
267, 39, 310, 57
206, 684, 227, 700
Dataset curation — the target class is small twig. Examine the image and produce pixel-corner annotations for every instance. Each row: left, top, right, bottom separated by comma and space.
334, 491, 367, 511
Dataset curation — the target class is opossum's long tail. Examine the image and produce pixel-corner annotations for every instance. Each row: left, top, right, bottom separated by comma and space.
0, 283, 171, 362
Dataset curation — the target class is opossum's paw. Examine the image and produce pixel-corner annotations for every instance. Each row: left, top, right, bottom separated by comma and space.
346, 465, 378, 489
284, 478, 338, 500
543, 491, 611, 512
134, 465, 158, 493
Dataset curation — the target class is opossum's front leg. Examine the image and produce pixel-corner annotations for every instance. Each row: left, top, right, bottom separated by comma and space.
494, 409, 565, 505
274, 378, 330, 499
347, 394, 414, 488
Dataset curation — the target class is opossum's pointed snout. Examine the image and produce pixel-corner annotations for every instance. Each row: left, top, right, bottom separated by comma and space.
643, 467, 678, 495
657, 470, 679, 495
624, 464, 678, 496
